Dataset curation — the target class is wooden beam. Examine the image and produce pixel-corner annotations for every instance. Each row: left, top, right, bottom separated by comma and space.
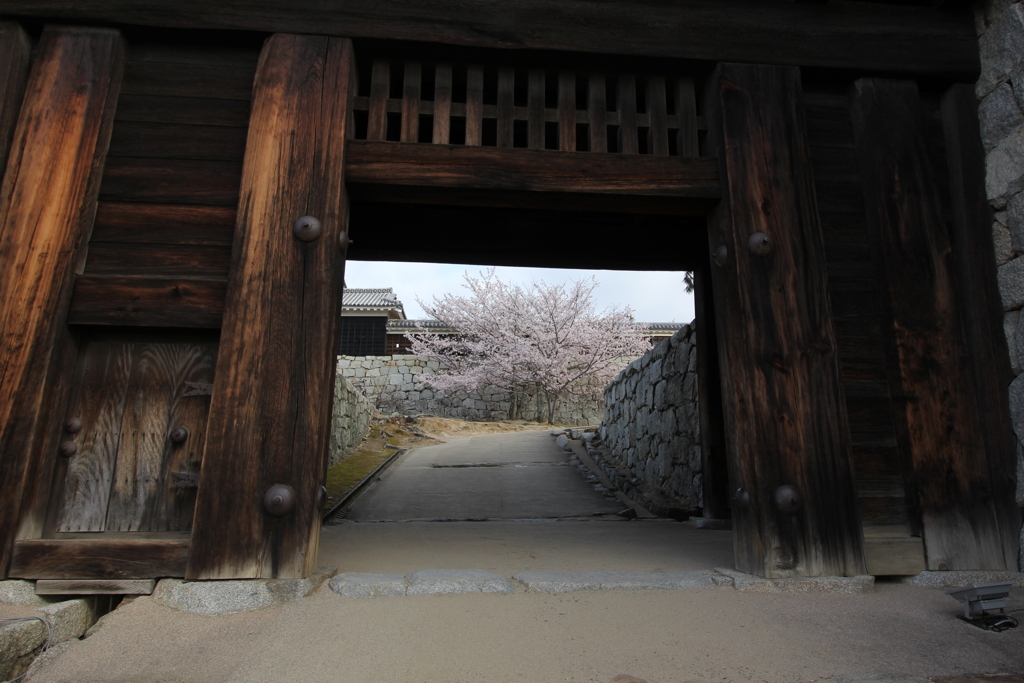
0, 1, 979, 77
35, 578, 156, 594
0, 27, 124, 578
68, 276, 227, 328
187, 34, 354, 579
9, 539, 188, 579
344, 140, 720, 200
0, 23, 30, 176
941, 84, 1021, 567
694, 268, 730, 520
705, 63, 865, 578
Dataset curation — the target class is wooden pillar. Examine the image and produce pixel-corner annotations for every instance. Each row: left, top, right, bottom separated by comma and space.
694, 268, 730, 520
851, 79, 1017, 570
0, 27, 124, 577
705, 63, 865, 578
0, 23, 30, 178
187, 34, 354, 579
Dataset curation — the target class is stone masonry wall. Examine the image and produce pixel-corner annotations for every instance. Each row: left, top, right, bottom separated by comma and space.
329, 373, 378, 467
973, 0, 1024, 569
598, 324, 702, 510
335, 355, 604, 426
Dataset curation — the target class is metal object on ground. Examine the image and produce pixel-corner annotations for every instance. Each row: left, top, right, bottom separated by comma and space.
64, 417, 82, 434
774, 485, 803, 514
264, 483, 296, 516
947, 582, 1013, 619
748, 231, 773, 255
59, 441, 77, 457
169, 427, 189, 443
293, 215, 322, 242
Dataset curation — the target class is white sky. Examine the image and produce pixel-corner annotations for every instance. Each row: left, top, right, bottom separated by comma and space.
344, 260, 695, 324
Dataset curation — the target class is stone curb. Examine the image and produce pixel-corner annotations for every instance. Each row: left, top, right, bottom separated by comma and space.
513, 570, 726, 592
152, 565, 338, 614
330, 570, 516, 597
900, 570, 1024, 588
715, 568, 875, 595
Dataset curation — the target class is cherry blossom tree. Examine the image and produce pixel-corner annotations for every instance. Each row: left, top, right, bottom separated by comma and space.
406, 269, 652, 423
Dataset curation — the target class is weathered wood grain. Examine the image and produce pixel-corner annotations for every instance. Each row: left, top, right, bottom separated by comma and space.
705, 63, 865, 578
9, 539, 189, 579
465, 66, 483, 147
528, 69, 545, 150
851, 78, 1011, 571
121, 60, 256, 100
68, 276, 227, 328
187, 34, 354, 579
85, 242, 232, 278
35, 578, 156, 594
676, 78, 698, 157
432, 63, 452, 145
400, 61, 420, 143
0, 27, 124, 578
91, 202, 236, 246
367, 59, 389, 141
0, 1, 978, 76
646, 76, 669, 157
694, 269, 730, 520
941, 84, 1022, 568
558, 71, 576, 152
617, 75, 638, 154
589, 74, 608, 153
497, 67, 514, 148
107, 122, 248, 161
345, 140, 720, 198
115, 94, 251, 128
56, 342, 134, 532
0, 23, 30, 178
100, 157, 243, 206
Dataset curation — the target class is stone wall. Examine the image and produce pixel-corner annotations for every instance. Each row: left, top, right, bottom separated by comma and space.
329, 373, 378, 467
974, 0, 1024, 569
598, 324, 702, 510
335, 355, 604, 426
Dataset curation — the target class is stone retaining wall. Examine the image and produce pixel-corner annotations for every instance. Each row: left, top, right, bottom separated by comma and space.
336, 355, 603, 426
975, 0, 1024, 569
598, 324, 702, 510
329, 373, 378, 467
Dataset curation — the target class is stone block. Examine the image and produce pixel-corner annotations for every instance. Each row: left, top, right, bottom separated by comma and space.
36, 598, 96, 644
329, 573, 407, 598
388, 374, 404, 386
978, 4, 1024, 99
998, 256, 1024, 309
406, 570, 515, 595
409, 365, 422, 374
903, 570, 1024, 588
980, 83, 1024, 150
0, 581, 52, 606
0, 617, 47, 681
995, 216, 1016, 265
986, 128, 1024, 208
153, 567, 334, 614
716, 568, 874, 595
1012, 310, 1024, 374
341, 368, 355, 377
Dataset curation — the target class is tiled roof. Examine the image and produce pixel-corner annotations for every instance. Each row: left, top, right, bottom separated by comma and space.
342, 288, 403, 308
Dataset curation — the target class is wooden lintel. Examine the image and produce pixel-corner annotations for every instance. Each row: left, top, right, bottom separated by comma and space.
9, 540, 188, 579
0, 1, 978, 77
35, 578, 156, 594
0, 26, 124, 578
68, 276, 227, 328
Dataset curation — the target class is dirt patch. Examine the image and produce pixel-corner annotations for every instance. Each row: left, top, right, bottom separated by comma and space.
323, 415, 556, 505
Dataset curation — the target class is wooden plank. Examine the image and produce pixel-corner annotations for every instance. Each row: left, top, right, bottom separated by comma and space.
528, 69, 545, 150
694, 269, 730, 520
704, 63, 865, 578
121, 61, 256, 100
9, 539, 188, 579
497, 67, 514, 148
558, 71, 576, 152
91, 202, 236, 246
115, 94, 251, 128
941, 84, 1022, 568
187, 34, 353, 579
68, 276, 227, 329
367, 59, 389, 141
863, 528, 926, 576
617, 75, 638, 154
588, 74, 607, 153
432, 63, 451, 145
100, 157, 243, 206
104, 343, 214, 532
2, 1, 978, 77
85, 242, 232, 278
465, 65, 483, 147
850, 78, 1011, 571
0, 27, 124, 578
646, 76, 669, 156
400, 61, 420, 143
345, 140, 719, 198
0, 23, 30, 177
107, 122, 249, 162
55, 341, 134, 532
35, 578, 156, 594
676, 78, 698, 157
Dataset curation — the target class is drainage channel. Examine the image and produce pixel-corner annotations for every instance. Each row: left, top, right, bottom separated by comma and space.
323, 448, 406, 524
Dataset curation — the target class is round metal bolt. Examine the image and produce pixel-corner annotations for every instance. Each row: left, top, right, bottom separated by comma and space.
263, 483, 296, 517
59, 441, 78, 457
338, 229, 352, 251
169, 427, 189, 444
748, 232, 773, 256
293, 216, 322, 242
713, 244, 728, 267
317, 485, 327, 510
774, 484, 803, 515
732, 487, 750, 511
64, 417, 83, 434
